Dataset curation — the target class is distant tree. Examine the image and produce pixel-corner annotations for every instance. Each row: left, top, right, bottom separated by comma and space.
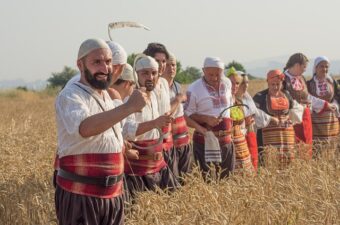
175, 66, 201, 84
225, 60, 258, 80
127, 53, 137, 66
47, 66, 77, 88
226, 60, 246, 73
176, 61, 182, 75
16, 86, 28, 91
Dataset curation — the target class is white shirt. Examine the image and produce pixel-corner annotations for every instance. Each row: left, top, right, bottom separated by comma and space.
55, 81, 124, 157
64, 73, 81, 88
123, 91, 160, 141
112, 99, 126, 128
241, 92, 271, 129
154, 77, 171, 116
169, 81, 184, 118
184, 78, 233, 118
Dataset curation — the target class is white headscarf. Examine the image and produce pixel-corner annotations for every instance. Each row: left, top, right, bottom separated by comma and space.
313, 56, 333, 96
313, 56, 330, 74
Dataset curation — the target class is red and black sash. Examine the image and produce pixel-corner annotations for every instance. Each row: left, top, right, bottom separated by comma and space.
124, 139, 167, 176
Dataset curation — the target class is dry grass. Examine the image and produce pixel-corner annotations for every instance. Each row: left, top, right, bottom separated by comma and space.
126, 145, 339, 225
0, 90, 57, 225
0, 81, 339, 225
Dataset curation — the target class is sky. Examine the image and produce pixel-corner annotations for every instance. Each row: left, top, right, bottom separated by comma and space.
1, 0, 340, 82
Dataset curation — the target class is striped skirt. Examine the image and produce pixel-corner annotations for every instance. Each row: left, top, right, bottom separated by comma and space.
262, 125, 295, 168
233, 125, 254, 175
311, 110, 339, 140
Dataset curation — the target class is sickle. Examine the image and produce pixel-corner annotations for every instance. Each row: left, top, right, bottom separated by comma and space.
108, 21, 150, 41
130, 127, 164, 150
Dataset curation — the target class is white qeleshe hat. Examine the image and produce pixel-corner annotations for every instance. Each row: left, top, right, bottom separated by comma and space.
135, 55, 159, 71
120, 64, 135, 82
77, 38, 109, 60
106, 41, 127, 65
203, 57, 224, 69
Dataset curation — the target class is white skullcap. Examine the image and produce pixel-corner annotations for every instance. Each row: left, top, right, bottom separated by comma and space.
106, 41, 127, 65
203, 57, 224, 69
313, 56, 330, 74
168, 52, 176, 62
120, 64, 135, 82
78, 38, 110, 60
135, 55, 159, 72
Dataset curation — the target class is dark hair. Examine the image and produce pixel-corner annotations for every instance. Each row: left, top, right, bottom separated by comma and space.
284, 53, 309, 71
143, 42, 169, 59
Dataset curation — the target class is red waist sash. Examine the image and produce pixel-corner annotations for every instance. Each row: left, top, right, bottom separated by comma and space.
193, 118, 232, 145
172, 116, 190, 148
57, 152, 124, 199
124, 139, 167, 176
162, 124, 174, 151
54, 154, 59, 170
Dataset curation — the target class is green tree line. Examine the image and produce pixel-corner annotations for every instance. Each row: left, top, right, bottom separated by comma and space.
47, 54, 253, 88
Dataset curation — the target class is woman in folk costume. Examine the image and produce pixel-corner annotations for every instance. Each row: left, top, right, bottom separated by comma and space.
228, 71, 255, 175
184, 57, 235, 179
307, 56, 340, 154
253, 70, 304, 168
233, 69, 273, 171
122, 55, 177, 197
162, 52, 193, 181
283, 53, 336, 158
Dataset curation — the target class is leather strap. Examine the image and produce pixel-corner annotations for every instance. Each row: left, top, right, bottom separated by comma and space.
58, 168, 123, 187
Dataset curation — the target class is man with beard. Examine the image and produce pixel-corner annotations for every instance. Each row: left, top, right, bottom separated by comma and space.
122, 54, 178, 197
63, 40, 127, 89
143, 43, 178, 178
54, 38, 147, 225
184, 57, 235, 179
53, 40, 129, 184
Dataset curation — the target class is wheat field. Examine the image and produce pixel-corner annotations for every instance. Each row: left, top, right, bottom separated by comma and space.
0, 80, 339, 225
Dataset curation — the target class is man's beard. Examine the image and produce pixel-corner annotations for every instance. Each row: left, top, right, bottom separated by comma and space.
84, 68, 112, 90
144, 80, 155, 92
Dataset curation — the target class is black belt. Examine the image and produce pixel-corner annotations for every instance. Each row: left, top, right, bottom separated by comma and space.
57, 168, 123, 187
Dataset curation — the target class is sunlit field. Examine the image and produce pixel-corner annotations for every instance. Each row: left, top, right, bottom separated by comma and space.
0, 80, 339, 225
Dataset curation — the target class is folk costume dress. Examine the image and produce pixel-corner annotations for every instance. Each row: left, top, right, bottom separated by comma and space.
154, 77, 176, 174
238, 92, 272, 171
283, 71, 328, 158
55, 81, 125, 225
185, 77, 235, 178
230, 98, 255, 175
123, 91, 177, 196
307, 75, 340, 151
253, 89, 302, 168
169, 80, 192, 179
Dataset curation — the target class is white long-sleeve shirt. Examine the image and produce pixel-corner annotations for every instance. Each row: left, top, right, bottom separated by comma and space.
154, 77, 171, 116
169, 81, 184, 118
241, 92, 271, 129
184, 78, 233, 118
55, 81, 124, 157
123, 91, 160, 141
